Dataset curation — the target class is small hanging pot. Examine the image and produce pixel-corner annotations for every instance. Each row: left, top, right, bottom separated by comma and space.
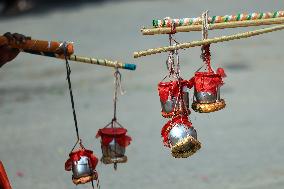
96, 127, 131, 165
65, 149, 99, 185
161, 115, 201, 158
192, 68, 226, 113
158, 79, 191, 118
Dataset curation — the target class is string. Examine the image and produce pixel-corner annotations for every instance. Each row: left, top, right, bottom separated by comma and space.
201, 10, 213, 73
112, 66, 125, 170
113, 67, 125, 122
166, 23, 185, 116
63, 42, 81, 147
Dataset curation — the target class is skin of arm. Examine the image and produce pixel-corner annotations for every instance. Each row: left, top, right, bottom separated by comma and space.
0, 32, 30, 68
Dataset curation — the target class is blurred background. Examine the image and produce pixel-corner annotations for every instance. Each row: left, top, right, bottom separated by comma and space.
0, 0, 284, 189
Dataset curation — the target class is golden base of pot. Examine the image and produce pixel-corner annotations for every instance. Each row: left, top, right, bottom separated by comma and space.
192, 99, 226, 113
171, 135, 202, 158
101, 155, 127, 164
161, 109, 190, 118
72, 174, 97, 185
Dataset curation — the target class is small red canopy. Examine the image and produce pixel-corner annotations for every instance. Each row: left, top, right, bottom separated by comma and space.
158, 79, 193, 103
194, 71, 224, 94
96, 128, 132, 147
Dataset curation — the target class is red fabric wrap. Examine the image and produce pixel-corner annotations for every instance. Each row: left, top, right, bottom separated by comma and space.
194, 72, 223, 94
65, 149, 98, 171
158, 79, 194, 103
96, 128, 132, 147
161, 116, 192, 147
216, 67, 227, 78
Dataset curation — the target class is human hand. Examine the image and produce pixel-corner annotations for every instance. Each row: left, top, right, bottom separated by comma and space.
0, 32, 31, 68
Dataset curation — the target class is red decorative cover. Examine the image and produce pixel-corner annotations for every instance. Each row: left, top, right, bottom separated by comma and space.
65, 149, 98, 171
158, 79, 194, 104
161, 115, 192, 147
194, 72, 223, 94
96, 128, 132, 147
0, 161, 12, 189
216, 67, 227, 78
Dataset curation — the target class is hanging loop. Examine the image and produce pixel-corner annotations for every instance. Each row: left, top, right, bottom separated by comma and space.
112, 66, 125, 122
200, 11, 213, 73
63, 41, 81, 147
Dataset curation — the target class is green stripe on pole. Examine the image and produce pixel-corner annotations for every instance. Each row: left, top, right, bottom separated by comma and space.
211, 16, 216, 24
237, 13, 241, 21
162, 20, 166, 27
179, 19, 184, 26
247, 14, 252, 20
153, 20, 158, 27
224, 16, 229, 22
273, 11, 278, 18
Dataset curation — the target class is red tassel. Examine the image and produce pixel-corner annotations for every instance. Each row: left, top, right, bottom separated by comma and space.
0, 161, 12, 189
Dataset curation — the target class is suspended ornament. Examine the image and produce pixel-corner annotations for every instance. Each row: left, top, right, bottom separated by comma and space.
161, 115, 201, 158
96, 68, 132, 170
192, 12, 226, 113
191, 45, 226, 113
62, 43, 100, 188
157, 27, 192, 118
158, 79, 191, 118
96, 127, 131, 168
65, 144, 99, 185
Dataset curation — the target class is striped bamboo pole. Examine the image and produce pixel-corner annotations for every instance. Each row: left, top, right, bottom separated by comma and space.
142, 17, 284, 35
153, 10, 284, 27
0, 36, 74, 56
24, 50, 136, 71
134, 24, 284, 58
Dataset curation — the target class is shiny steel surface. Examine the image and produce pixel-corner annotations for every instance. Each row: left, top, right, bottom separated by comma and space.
102, 139, 125, 158
163, 98, 175, 113
161, 89, 189, 113
168, 123, 197, 146
182, 86, 190, 108
72, 156, 92, 179
195, 91, 217, 103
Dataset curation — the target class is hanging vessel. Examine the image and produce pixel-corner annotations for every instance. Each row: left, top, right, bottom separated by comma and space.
65, 148, 99, 185
158, 79, 192, 118
192, 43, 226, 113
96, 127, 131, 166
161, 115, 201, 158
192, 68, 226, 113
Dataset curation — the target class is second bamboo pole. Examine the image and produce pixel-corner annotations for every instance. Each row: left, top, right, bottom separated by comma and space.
141, 17, 284, 35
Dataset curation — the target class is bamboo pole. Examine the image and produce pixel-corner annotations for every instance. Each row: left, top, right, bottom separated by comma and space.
23, 50, 136, 71
134, 24, 284, 58
0, 36, 74, 56
68, 55, 136, 70
152, 10, 284, 28
141, 17, 284, 35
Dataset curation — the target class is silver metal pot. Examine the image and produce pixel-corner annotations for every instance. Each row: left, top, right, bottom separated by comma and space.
168, 123, 197, 147
72, 156, 92, 179
160, 86, 190, 113
102, 139, 125, 158
194, 86, 220, 104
